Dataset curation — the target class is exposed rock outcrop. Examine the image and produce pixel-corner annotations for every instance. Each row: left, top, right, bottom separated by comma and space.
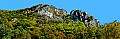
70, 10, 100, 26
20, 4, 100, 26
22, 4, 67, 20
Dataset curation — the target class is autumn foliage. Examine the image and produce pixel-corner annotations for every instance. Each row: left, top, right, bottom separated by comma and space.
0, 10, 120, 39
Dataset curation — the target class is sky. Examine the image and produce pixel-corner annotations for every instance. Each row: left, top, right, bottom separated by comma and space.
0, 0, 120, 24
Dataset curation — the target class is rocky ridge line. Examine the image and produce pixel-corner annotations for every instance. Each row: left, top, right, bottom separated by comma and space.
21, 4, 100, 26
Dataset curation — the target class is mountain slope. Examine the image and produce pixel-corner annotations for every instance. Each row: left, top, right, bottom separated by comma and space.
0, 4, 120, 39
19, 4, 100, 26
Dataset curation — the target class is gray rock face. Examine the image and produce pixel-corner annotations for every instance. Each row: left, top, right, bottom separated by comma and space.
70, 10, 100, 26
23, 4, 67, 20
22, 4, 100, 26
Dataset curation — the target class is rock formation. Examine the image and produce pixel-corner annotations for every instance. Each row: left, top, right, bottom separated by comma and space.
22, 4, 67, 20
70, 10, 100, 26
20, 4, 100, 26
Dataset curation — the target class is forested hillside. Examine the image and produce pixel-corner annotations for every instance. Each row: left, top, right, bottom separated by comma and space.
0, 4, 120, 39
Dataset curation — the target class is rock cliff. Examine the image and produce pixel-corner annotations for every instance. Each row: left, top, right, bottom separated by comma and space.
20, 4, 100, 26
22, 4, 67, 20
70, 10, 100, 26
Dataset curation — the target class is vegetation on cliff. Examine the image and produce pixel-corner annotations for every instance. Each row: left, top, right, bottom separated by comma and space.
0, 4, 120, 39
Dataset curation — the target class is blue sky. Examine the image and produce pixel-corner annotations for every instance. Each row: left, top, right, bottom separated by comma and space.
0, 0, 120, 24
